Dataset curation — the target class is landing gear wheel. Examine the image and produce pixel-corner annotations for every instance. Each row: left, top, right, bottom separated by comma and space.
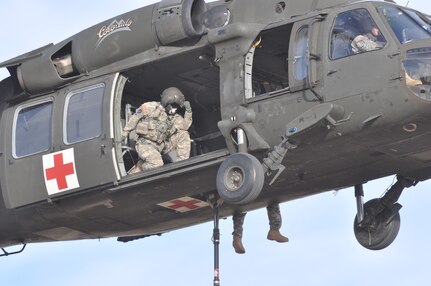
216, 153, 264, 205
353, 198, 401, 250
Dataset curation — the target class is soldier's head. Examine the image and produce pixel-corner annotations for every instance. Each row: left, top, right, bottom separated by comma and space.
361, 18, 380, 37
161, 87, 185, 115
371, 26, 380, 37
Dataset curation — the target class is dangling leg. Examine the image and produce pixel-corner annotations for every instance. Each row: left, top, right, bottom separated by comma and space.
232, 212, 246, 254
266, 203, 289, 243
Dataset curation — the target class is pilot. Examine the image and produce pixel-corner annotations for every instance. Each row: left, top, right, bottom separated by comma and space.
351, 25, 384, 54
232, 203, 288, 254
122, 101, 170, 172
160, 87, 193, 161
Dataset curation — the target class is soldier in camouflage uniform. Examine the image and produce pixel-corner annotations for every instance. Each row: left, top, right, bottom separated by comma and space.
122, 101, 170, 172
232, 203, 288, 254
351, 26, 384, 54
160, 87, 192, 161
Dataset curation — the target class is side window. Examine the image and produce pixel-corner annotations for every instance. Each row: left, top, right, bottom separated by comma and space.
294, 25, 309, 81
330, 9, 386, 60
246, 25, 292, 98
13, 100, 53, 158
64, 84, 105, 144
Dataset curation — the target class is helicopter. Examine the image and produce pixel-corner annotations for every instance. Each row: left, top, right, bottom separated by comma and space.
1, 2, 431, 282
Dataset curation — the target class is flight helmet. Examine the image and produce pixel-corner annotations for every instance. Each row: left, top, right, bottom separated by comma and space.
160, 87, 185, 114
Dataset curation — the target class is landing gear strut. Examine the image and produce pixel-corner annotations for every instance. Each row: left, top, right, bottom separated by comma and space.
353, 176, 416, 250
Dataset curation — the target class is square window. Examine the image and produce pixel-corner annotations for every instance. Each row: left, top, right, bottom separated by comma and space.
13, 101, 53, 158
64, 84, 105, 144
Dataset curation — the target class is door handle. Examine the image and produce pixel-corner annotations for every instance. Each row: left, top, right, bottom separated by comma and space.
327, 69, 338, 75
101, 144, 106, 155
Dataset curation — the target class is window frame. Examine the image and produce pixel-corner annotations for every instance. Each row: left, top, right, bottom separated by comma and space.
63, 83, 105, 145
293, 25, 310, 81
329, 8, 387, 61
245, 24, 293, 101
12, 98, 54, 159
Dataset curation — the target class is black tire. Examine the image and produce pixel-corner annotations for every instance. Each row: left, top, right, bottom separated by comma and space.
353, 198, 401, 250
216, 153, 264, 205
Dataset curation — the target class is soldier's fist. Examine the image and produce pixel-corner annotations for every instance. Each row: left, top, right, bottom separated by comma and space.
183, 101, 192, 112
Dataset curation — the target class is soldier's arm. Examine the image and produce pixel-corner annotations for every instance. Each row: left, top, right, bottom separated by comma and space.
351, 35, 367, 53
122, 105, 149, 137
172, 112, 192, 131
182, 101, 193, 130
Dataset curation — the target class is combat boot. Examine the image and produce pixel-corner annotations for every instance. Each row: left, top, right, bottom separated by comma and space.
232, 237, 246, 254
267, 230, 289, 243
127, 160, 143, 174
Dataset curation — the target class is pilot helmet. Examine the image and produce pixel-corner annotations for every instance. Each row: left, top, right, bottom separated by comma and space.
160, 87, 185, 114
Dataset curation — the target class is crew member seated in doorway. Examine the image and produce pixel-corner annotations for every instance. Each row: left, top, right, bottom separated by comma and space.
122, 101, 170, 173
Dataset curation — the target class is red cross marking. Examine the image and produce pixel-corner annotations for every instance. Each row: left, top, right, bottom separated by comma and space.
167, 199, 202, 210
45, 153, 75, 190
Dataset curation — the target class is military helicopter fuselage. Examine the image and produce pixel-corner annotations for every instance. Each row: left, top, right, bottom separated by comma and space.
0, 0, 431, 252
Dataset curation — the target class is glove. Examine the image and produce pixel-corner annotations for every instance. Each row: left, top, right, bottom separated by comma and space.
183, 101, 192, 112
121, 130, 129, 141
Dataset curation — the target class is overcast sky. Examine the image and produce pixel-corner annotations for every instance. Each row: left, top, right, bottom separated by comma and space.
1, 1, 431, 285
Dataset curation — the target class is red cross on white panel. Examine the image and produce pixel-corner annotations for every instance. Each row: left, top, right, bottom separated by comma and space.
42, 148, 80, 195
158, 197, 209, 213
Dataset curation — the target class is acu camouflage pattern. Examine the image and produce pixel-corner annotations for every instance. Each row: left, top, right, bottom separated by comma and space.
351, 34, 382, 54
123, 102, 170, 170
266, 203, 282, 231
165, 109, 193, 160
232, 212, 246, 239
232, 203, 282, 238
123, 101, 193, 170
123, 102, 170, 144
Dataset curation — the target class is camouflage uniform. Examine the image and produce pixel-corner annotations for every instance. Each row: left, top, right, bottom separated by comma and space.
164, 108, 193, 160
122, 102, 170, 171
232, 203, 282, 239
232, 203, 287, 253
232, 212, 246, 239
267, 203, 282, 231
351, 33, 382, 54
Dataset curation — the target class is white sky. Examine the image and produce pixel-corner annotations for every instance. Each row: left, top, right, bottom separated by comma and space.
1, 1, 431, 285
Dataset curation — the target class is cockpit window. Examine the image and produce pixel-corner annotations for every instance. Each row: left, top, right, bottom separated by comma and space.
379, 6, 431, 44
13, 100, 53, 158
64, 84, 105, 144
330, 9, 386, 60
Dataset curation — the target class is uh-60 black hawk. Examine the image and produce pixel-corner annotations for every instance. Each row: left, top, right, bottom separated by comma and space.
1, 0, 431, 281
